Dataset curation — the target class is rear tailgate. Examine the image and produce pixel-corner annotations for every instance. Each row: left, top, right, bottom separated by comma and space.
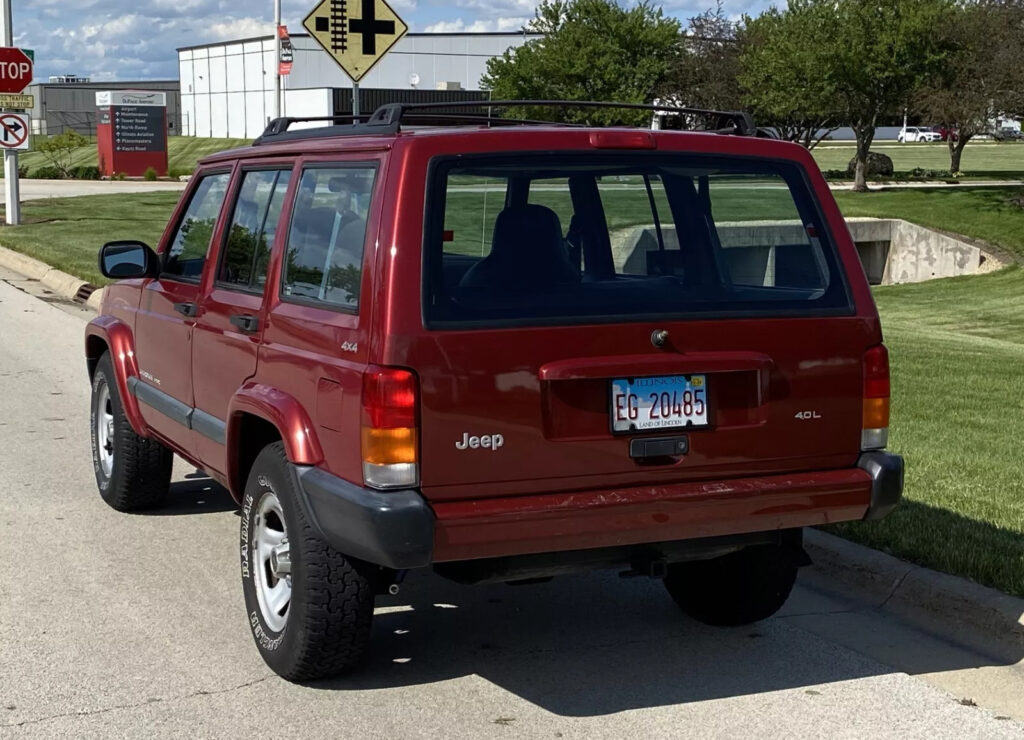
389, 141, 877, 502
411, 316, 870, 501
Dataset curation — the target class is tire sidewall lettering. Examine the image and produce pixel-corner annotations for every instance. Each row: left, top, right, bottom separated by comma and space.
241, 475, 287, 653
90, 371, 111, 492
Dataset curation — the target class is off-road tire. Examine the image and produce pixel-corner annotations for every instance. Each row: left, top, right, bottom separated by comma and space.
663, 534, 801, 626
90, 352, 172, 511
240, 442, 375, 681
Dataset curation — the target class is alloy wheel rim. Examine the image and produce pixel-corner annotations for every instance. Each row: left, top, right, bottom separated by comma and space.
253, 491, 291, 632
95, 383, 115, 477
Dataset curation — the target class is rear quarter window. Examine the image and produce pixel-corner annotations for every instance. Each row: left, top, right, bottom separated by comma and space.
423, 153, 852, 328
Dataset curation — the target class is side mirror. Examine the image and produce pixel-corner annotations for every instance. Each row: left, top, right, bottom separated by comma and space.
99, 241, 160, 280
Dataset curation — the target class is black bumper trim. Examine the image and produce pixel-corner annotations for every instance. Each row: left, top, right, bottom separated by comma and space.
858, 450, 904, 521
294, 466, 435, 570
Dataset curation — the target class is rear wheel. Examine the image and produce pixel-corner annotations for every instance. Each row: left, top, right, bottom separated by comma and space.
663, 533, 802, 626
90, 352, 172, 511
240, 442, 376, 681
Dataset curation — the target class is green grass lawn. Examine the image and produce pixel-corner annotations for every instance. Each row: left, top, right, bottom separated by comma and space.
0, 192, 178, 285
828, 268, 1024, 597
5, 135, 250, 178
2, 184, 1023, 595
812, 141, 1024, 179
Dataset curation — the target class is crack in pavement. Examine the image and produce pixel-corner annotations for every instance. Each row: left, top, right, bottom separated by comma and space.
1, 674, 275, 729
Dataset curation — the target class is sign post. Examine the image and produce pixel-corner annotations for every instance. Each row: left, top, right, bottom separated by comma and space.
0, 2, 31, 225
302, 0, 408, 120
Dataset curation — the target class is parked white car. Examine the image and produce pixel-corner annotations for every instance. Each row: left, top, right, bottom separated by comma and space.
898, 126, 942, 143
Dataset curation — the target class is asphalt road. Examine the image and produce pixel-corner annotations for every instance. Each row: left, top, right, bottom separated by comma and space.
1, 270, 1023, 739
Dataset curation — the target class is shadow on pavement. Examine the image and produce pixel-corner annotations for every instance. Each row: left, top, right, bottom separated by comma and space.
142, 476, 237, 516
307, 566, 1023, 716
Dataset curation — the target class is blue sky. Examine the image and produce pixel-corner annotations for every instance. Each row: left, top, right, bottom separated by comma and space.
13, 0, 774, 82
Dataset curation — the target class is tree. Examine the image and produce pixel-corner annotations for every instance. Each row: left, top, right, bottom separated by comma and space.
738, 0, 954, 190
481, 0, 682, 126
659, 1, 744, 112
829, 0, 955, 191
738, 1, 842, 149
35, 130, 90, 179
916, 0, 1024, 174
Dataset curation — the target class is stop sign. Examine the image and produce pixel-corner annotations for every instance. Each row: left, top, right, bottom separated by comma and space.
0, 48, 32, 93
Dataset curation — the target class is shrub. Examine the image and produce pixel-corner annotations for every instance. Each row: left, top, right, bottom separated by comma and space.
35, 130, 90, 178
143, 167, 158, 181
71, 165, 101, 180
31, 165, 64, 179
168, 166, 193, 179
113, 172, 127, 181
17, 164, 28, 178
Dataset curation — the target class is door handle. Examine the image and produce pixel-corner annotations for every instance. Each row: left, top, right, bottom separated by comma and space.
230, 314, 260, 333
173, 301, 197, 317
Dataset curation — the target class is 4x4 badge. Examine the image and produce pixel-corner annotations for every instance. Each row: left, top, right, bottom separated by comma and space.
340, 341, 358, 353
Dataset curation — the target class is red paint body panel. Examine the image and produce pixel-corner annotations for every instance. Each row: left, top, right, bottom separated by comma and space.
84, 314, 146, 437
431, 468, 872, 562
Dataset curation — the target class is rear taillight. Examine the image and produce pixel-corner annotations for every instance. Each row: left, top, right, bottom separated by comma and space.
361, 367, 419, 489
862, 344, 890, 450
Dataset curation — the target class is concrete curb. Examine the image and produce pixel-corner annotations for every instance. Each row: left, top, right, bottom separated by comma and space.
0, 245, 103, 310
805, 529, 1024, 649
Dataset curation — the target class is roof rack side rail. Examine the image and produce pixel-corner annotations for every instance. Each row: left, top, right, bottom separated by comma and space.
369, 100, 757, 136
253, 114, 398, 145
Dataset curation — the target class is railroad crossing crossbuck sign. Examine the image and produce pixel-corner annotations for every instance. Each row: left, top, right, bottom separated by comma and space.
0, 112, 30, 150
303, 0, 408, 82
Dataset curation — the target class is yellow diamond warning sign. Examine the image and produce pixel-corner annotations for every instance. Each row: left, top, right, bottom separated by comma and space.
303, 0, 408, 82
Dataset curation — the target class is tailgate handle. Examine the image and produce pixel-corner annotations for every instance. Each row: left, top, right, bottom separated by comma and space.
630, 435, 689, 460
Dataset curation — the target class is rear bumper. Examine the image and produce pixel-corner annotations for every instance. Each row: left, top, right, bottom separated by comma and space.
295, 452, 903, 567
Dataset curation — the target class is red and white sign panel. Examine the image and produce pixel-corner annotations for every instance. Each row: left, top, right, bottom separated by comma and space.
0, 48, 32, 94
0, 112, 30, 150
279, 25, 294, 76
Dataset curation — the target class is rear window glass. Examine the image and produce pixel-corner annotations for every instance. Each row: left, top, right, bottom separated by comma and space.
425, 154, 850, 327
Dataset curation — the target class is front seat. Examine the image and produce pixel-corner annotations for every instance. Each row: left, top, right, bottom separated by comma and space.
459, 204, 580, 290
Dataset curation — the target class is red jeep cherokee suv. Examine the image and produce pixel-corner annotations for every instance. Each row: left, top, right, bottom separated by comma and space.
85, 101, 902, 681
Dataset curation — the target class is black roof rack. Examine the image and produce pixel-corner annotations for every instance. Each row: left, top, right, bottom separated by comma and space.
253, 100, 756, 145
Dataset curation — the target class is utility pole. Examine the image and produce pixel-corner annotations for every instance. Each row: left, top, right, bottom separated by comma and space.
273, 0, 282, 120
1, 0, 20, 225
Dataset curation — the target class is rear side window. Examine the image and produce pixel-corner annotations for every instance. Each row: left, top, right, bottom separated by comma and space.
219, 169, 293, 290
425, 154, 850, 327
281, 166, 376, 309
163, 172, 231, 280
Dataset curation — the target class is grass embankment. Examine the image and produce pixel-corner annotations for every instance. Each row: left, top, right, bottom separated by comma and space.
1, 185, 1023, 595
7, 136, 249, 178
829, 267, 1024, 597
0, 192, 178, 285
812, 140, 1024, 180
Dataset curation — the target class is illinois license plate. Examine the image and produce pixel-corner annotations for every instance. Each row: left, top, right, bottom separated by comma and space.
610, 375, 708, 432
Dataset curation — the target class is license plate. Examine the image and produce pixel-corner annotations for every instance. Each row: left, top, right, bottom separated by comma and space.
610, 375, 708, 432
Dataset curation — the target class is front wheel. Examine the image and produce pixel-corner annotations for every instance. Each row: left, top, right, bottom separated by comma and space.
240, 442, 376, 681
90, 352, 172, 511
663, 532, 803, 626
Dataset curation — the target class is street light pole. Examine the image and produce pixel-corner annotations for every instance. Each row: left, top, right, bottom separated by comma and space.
1, 0, 20, 225
273, 0, 282, 120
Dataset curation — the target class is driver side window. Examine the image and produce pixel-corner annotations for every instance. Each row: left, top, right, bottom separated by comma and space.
163, 172, 231, 280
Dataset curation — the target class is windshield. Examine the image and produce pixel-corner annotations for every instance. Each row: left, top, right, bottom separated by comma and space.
423, 152, 852, 328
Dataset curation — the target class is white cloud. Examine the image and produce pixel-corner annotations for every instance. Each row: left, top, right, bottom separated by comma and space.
424, 16, 528, 32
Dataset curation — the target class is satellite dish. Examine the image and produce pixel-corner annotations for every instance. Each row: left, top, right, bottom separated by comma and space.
409, 72, 420, 87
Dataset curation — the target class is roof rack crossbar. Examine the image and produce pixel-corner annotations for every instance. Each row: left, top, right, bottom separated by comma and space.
253, 99, 756, 145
